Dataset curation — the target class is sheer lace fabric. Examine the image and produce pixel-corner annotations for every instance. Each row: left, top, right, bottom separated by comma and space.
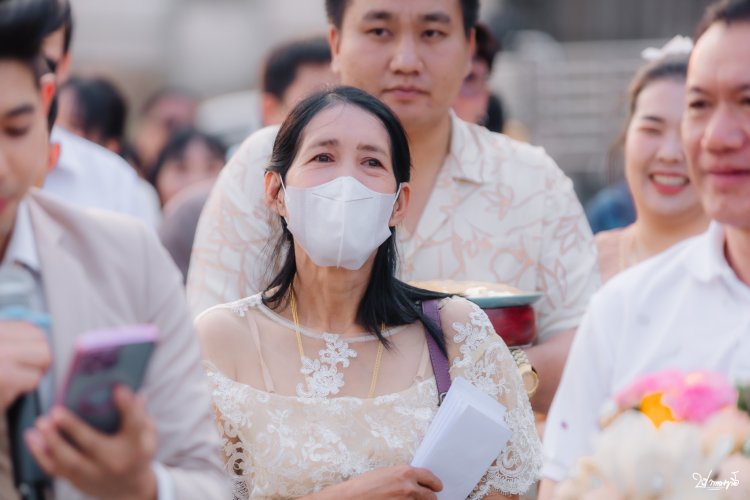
198, 294, 541, 499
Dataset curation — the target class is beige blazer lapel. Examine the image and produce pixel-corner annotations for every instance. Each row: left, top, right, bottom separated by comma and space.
27, 196, 98, 391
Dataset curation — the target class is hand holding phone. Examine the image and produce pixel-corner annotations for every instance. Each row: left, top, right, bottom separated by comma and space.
58, 325, 158, 434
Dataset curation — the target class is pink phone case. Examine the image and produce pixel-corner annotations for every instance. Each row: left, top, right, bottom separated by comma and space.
57, 325, 158, 434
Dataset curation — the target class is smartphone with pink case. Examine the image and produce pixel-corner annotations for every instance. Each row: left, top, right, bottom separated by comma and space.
57, 325, 158, 434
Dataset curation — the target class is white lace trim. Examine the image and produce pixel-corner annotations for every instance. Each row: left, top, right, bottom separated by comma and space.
450, 302, 542, 498
229, 293, 407, 342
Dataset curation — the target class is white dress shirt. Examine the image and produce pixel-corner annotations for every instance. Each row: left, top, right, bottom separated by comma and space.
543, 222, 750, 481
45, 127, 160, 228
1, 200, 173, 499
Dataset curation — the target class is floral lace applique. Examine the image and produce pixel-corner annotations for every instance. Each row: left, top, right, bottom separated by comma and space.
451, 301, 493, 366
229, 294, 262, 317
296, 333, 358, 399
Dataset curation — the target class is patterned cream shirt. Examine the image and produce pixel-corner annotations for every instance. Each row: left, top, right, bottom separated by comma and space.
187, 113, 600, 341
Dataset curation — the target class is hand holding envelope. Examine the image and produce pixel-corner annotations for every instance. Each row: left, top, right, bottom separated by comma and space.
411, 377, 512, 500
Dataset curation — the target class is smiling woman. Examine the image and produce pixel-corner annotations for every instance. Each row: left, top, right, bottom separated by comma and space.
594, 50, 710, 282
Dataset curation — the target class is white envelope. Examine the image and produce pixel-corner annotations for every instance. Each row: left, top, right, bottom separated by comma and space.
411, 377, 512, 499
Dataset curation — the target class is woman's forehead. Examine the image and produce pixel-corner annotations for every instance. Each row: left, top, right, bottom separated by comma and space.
299, 103, 390, 153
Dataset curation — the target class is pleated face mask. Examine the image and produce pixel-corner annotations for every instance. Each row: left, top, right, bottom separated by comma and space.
281, 175, 401, 270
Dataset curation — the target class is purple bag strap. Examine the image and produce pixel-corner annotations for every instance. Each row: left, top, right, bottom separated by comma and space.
421, 299, 451, 405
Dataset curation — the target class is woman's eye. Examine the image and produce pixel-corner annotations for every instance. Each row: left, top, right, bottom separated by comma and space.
640, 127, 661, 136
313, 153, 333, 162
364, 158, 383, 168
368, 28, 389, 38
423, 29, 446, 39
5, 126, 30, 138
688, 99, 709, 111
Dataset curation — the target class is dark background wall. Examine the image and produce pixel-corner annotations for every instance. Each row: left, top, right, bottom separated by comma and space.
494, 0, 715, 42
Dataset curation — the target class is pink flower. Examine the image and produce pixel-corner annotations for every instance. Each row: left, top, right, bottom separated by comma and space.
614, 370, 684, 408
613, 370, 737, 424
664, 372, 737, 423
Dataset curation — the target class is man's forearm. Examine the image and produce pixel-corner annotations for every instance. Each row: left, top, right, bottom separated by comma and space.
525, 328, 575, 414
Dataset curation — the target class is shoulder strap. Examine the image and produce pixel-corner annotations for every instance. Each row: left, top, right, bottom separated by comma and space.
421, 299, 451, 405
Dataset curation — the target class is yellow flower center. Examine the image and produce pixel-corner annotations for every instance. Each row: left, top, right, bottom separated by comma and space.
640, 392, 675, 427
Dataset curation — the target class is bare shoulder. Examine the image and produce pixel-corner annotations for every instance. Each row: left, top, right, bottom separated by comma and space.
194, 299, 260, 372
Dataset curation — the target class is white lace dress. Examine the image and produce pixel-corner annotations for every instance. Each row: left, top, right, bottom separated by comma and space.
196, 294, 541, 499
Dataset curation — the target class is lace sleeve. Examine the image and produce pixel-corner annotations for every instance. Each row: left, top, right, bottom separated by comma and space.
441, 297, 543, 498
203, 361, 253, 500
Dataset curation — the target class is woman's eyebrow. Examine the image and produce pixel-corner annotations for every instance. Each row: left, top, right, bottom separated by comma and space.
3, 103, 35, 119
357, 144, 387, 154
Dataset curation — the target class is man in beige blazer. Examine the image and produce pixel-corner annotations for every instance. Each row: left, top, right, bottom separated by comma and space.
0, 1, 228, 498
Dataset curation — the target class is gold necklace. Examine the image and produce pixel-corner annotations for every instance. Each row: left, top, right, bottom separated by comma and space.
289, 290, 384, 398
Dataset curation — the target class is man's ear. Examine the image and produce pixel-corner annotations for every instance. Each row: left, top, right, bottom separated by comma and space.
47, 142, 61, 173
389, 183, 411, 227
56, 52, 73, 84
264, 170, 287, 217
328, 25, 342, 75
261, 92, 284, 127
40, 73, 56, 116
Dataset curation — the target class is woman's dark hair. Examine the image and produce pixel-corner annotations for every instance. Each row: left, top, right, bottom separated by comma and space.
696, 0, 750, 39
149, 127, 226, 189
0, 0, 62, 81
325, 0, 480, 36
60, 76, 127, 146
607, 55, 689, 181
263, 86, 449, 354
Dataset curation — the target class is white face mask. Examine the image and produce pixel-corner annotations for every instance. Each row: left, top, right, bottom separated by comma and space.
281, 176, 401, 270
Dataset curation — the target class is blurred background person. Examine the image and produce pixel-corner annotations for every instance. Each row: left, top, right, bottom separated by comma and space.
199, 35, 337, 155
161, 36, 335, 280
596, 43, 708, 283
152, 128, 225, 280
56, 75, 126, 154
41, 0, 159, 228
584, 179, 636, 234
154, 128, 226, 281
259, 35, 337, 126
55, 74, 162, 225
132, 87, 199, 178
150, 128, 225, 206
452, 22, 505, 133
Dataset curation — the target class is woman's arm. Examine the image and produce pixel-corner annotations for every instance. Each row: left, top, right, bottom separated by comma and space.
439, 297, 543, 499
303, 465, 442, 500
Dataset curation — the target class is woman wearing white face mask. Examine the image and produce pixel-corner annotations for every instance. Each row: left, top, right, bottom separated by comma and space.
195, 86, 541, 500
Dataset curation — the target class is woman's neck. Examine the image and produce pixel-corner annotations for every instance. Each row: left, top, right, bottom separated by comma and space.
631, 208, 709, 259
288, 254, 372, 335
726, 225, 750, 287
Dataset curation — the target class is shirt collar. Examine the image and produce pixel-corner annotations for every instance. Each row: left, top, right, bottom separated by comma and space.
685, 221, 734, 283
2, 200, 40, 272
443, 111, 487, 185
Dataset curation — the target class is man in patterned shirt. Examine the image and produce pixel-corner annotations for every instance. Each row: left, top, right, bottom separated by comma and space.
187, 0, 599, 413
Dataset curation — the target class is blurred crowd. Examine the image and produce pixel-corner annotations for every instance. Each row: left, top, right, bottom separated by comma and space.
2, 0, 750, 499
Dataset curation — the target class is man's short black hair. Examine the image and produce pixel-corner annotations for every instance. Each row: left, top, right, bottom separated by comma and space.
696, 0, 750, 39
325, 0, 480, 36
262, 37, 331, 100
60, 76, 128, 143
0, 0, 62, 81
